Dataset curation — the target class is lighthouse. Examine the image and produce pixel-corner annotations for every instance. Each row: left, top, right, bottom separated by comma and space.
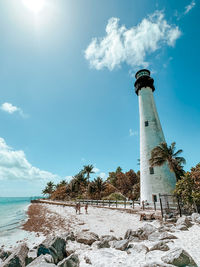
134, 69, 176, 204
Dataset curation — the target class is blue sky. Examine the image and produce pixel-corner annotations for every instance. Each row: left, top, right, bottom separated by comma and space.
0, 0, 199, 196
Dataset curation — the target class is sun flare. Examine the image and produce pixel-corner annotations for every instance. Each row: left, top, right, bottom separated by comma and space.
23, 0, 46, 13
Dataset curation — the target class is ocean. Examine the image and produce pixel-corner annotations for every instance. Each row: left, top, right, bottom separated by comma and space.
0, 197, 44, 249
0, 197, 31, 238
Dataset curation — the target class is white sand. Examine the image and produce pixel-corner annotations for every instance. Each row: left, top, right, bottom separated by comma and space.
47, 204, 200, 267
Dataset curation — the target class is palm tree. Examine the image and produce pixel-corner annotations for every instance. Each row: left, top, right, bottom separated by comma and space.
149, 142, 186, 181
93, 177, 106, 199
83, 165, 95, 183
42, 181, 55, 198
56, 180, 67, 189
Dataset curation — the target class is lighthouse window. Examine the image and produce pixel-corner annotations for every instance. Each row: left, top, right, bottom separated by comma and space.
145, 121, 149, 127
149, 167, 154, 174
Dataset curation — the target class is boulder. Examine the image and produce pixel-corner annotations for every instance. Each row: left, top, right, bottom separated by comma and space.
27, 255, 55, 267
37, 236, 66, 264
175, 224, 188, 231
76, 232, 99, 246
161, 247, 197, 266
62, 232, 75, 242
124, 229, 134, 240
95, 240, 110, 249
142, 262, 174, 267
191, 213, 200, 223
148, 231, 161, 242
124, 224, 157, 241
128, 244, 149, 254
25, 249, 38, 265
0, 249, 11, 261
112, 240, 129, 251
176, 216, 192, 228
159, 232, 177, 240
100, 235, 117, 242
1, 243, 29, 267
57, 254, 79, 267
149, 241, 170, 252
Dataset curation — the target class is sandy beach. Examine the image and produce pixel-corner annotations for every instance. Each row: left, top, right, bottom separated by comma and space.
1, 202, 199, 266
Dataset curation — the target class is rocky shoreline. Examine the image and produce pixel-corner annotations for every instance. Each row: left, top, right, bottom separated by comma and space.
1, 204, 200, 266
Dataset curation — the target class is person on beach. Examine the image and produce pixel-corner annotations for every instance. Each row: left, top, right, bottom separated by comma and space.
85, 203, 88, 214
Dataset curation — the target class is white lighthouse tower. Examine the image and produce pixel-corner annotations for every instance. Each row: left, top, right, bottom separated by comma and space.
134, 69, 176, 204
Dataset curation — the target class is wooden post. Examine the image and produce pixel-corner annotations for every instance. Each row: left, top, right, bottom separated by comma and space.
97, 199, 98, 206
109, 200, 111, 207
103, 200, 104, 207
124, 199, 126, 209
142, 200, 145, 210
132, 201, 134, 209
116, 200, 117, 208
153, 201, 156, 211
159, 194, 164, 219
177, 196, 182, 217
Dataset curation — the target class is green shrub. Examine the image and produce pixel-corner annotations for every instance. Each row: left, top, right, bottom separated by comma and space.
103, 192, 126, 201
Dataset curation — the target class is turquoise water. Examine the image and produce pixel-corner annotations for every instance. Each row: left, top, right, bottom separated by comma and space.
0, 197, 40, 237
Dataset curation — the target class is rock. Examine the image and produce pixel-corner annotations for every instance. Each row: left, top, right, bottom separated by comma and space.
1, 243, 29, 267
128, 244, 149, 254
148, 231, 161, 241
57, 254, 79, 267
27, 255, 55, 267
159, 232, 177, 240
37, 236, 66, 264
112, 240, 129, 251
95, 240, 110, 249
100, 235, 117, 242
176, 216, 192, 228
76, 232, 99, 246
0, 249, 11, 261
25, 249, 38, 265
124, 224, 157, 241
149, 241, 170, 251
191, 213, 200, 223
124, 229, 134, 240
142, 262, 174, 267
62, 232, 76, 242
161, 247, 198, 266
175, 224, 188, 231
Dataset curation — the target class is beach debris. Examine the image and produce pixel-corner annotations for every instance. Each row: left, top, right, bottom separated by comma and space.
26, 254, 56, 267
84, 256, 92, 264
1, 243, 28, 267
161, 247, 198, 267
57, 253, 79, 267
37, 236, 66, 264
76, 232, 99, 246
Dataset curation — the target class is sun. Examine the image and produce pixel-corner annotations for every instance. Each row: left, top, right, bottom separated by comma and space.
23, 0, 46, 14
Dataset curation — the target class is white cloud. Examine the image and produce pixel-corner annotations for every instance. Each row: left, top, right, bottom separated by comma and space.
0, 137, 60, 181
1, 102, 28, 118
92, 167, 100, 173
65, 176, 73, 182
184, 1, 196, 14
99, 172, 107, 180
129, 129, 138, 137
85, 11, 181, 70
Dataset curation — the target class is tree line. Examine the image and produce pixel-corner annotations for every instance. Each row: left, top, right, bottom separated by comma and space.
42, 142, 200, 211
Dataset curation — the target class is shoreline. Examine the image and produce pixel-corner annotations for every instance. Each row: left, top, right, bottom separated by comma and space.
1, 202, 200, 266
